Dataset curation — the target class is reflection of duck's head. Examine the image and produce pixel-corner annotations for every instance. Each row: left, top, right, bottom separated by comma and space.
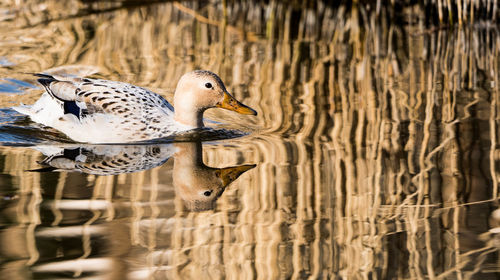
174, 70, 257, 128
173, 141, 255, 212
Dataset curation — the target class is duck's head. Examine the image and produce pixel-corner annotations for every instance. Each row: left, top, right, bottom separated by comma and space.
173, 70, 257, 127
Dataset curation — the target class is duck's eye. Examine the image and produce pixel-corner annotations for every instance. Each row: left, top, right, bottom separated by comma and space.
205, 82, 213, 89
203, 190, 212, 197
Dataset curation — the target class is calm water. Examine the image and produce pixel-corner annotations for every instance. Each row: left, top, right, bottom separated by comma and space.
0, 1, 500, 279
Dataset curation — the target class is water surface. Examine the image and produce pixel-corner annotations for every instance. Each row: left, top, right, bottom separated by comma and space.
0, 1, 500, 279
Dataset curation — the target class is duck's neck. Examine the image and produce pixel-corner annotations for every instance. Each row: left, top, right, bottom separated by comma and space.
173, 94, 206, 128
174, 110, 205, 128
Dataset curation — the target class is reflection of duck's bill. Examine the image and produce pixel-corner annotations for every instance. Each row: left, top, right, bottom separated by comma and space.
217, 91, 258, 116
216, 164, 256, 186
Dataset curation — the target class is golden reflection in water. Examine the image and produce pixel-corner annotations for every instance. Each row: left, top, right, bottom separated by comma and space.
0, 141, 255, 279
0, 0, 500, 279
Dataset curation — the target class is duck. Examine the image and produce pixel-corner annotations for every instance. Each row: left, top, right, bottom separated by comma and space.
13, 70, 257, 143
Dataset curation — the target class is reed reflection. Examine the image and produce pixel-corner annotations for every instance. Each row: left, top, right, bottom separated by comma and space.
32, 141, 255, 211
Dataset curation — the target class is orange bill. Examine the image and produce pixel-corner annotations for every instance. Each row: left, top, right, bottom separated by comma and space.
216, 164, 256, 186
217, 92, 257, 115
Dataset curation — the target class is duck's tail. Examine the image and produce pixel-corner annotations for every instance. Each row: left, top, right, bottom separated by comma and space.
11, 74, 55, 116
12, 91, 65, 126
12, 103, 33, 116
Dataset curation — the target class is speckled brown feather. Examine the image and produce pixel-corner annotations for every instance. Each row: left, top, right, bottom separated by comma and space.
35, 74, 178, 142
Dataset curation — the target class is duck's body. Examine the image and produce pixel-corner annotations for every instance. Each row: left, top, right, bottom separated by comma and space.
13, 71, 256, 143
15, 75, 181, 143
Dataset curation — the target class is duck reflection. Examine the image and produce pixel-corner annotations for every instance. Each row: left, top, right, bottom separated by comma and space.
173, 141, 255, 211
32, 141, 255, 211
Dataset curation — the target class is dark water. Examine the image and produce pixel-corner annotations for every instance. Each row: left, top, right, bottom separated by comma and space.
0, 1, 500, 279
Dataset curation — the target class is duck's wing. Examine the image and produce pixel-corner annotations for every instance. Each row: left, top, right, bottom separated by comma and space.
32, 144, 175, 175
34, 73, 174, 120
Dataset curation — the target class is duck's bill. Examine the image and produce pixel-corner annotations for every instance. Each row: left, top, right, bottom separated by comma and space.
216, 164, 256, 186
217, 92, 257, 115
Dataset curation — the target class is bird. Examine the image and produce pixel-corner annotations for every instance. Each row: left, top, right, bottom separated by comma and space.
13, 70, 257, 143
